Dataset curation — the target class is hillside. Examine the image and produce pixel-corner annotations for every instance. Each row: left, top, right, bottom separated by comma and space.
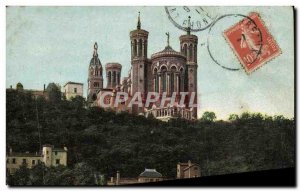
6, 90, 295, 185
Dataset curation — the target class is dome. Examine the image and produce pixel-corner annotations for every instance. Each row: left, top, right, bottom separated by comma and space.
151, 46, 186, 60
90, 56, 102, 67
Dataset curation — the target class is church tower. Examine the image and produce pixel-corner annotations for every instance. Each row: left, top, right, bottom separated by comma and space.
130, 12, 149, 113
87, 42, 103, 102
179, 16, 198, 118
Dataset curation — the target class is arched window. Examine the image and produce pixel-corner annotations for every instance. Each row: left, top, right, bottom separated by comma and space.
94, 82, 99, 87
154, 68, 158, 92
144, 40, 147, 57
133, 39, 137, 57
184, 44, 187, 57
170, 66, 176, 93
179, 68, 184, 92
108, 71, 111, 83
112, 71, 116, 84
117, 73, 120, 85
161, 66, 167, 93
189, 44, 193, 61
138, 39, 142, 57
100, 68, 102, 76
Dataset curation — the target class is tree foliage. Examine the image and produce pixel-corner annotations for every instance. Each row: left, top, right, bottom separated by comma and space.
200, 111, 217, 122
6, 90, 295, 185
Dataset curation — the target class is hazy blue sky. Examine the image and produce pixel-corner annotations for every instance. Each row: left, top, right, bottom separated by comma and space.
6, 6, 294, 119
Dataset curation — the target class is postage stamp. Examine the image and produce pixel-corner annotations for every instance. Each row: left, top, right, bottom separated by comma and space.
223, 12, 282, 74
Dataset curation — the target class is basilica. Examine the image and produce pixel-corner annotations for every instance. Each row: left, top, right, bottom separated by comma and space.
87, 13, 198, 121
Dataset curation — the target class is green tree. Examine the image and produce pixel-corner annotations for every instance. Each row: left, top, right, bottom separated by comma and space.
46, 83, 61, 102
228, 114, 239, 121
10, 164, 30, 185
200, 111, 217, 122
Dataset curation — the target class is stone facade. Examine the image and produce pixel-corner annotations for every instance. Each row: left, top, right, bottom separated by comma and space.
87, 13, 198, 120
177, 160, 201, 179
6, 145, 67, 174
63, 82, 83, 100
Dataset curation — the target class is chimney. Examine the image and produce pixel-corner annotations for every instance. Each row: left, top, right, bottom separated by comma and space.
110, 177, 114, 184
116, 171, 120, 185
188, 160, 192, 178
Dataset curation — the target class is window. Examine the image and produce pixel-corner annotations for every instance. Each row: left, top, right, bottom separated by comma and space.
32, 160, 35, 165
161, 66, 167, 92
138, 39, 142, 57
74, 88, 77, 93
55, 151, 58, 155
6, 159, 9, 164
108, 71, 111, 83
56, 159, 60, 165
46, 151, 49, 154
12, 158, 16, 164
194, 167, 198, 170
22, 159, 27, 164
189, 44, 193, 60
112, 71, 116, 84
94, 82, 99, 88
170, 66, 176, 93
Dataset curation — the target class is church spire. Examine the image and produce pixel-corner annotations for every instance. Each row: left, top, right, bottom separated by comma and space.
93, 42, 98, 57
187, 16, 191, 35
137, 11, 141, 29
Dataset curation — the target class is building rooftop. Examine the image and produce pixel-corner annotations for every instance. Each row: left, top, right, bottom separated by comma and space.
139, 169, 162, 178
64, 81, 84, 87
151, 45, 186, 60
7, 152, 41, 157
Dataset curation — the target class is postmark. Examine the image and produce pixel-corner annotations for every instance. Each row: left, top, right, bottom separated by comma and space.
165, 6, 218, 32
206, 14, 263, 71
223, 12, 281, 74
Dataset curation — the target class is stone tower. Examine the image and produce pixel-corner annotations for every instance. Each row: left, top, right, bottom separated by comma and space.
105, 63, 122, 89
88, 42, 103, 102
179, 16, 198, 118
42, 145, 53, 167
130, 12, 149, 113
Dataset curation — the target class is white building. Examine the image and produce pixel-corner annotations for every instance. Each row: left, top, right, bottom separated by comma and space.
63, 81, 84, 100
6, 144, 67, 174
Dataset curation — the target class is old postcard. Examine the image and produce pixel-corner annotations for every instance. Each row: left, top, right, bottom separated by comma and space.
6, 6, 295, 186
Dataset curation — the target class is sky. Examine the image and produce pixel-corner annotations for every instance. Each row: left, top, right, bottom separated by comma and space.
6, 6, 294, 119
